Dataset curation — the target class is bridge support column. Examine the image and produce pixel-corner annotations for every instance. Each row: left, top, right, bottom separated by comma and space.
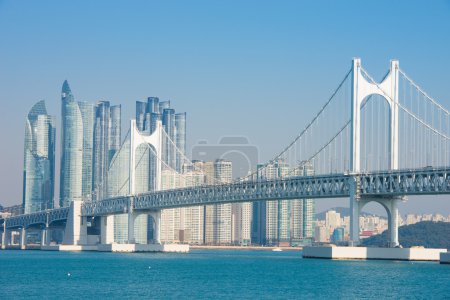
349, 177, 360, 246
41, 226, 49, 247
128, 212, 137, 244
101, 215, 115, 244
1, 230, 8, 249
149, 211, 161, 244
375, 197, 401, 248
20, 227, 27, 250
62, 200, 87, 245
1, 221, 6, 249
349, 197, 360, 246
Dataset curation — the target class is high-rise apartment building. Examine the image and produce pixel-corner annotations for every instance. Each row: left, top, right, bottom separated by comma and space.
252, 159, 314, 246
205, 159, 232, 245
22, 100, 56, 213
92, 101, 121, 200
291, 161, 315, 245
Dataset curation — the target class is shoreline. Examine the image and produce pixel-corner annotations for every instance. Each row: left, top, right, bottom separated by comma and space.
190, 245, 303, 251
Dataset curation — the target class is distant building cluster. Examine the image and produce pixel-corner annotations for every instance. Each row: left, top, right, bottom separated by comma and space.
314, 209, 450, 244
20, 82, 315, 247
404, 213, 450, 225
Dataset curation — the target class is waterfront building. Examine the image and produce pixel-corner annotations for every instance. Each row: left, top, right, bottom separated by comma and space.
92, 101, 121, 200
314, 225, 329, 243
253, 160, 290, 246
208, 159, 233, 244
326, 210, 341, 231
332, 227, 345, 243
60, 80, 83, 207
22, 100, 56, 213
77, 101, 95, 200
232, 202, 252, 245
175, 113, 186, 172
291, 162, 315, 245
251, 160, 315, 246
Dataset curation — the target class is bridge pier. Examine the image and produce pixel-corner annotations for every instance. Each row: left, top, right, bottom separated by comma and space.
1, 230, 9, 249
62, 200, 87, 245
41, 226, 49, 247
19, 227, 27, 250
148, 211, 161, 244
100, 215, 115, 244
349, 196, 401, 248
127, 212, 137, 244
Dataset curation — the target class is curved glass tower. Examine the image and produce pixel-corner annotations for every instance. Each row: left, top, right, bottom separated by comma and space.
23, 100, 56, 213
60, 80, 83, 207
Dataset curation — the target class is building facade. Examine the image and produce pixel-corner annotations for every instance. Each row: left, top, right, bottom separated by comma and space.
22, 100, 56, 213
60, 80, 83, 207
252, 160, 315, 246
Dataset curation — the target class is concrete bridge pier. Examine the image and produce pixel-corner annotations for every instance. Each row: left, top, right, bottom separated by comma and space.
62, 200, 87, 245
148, 211, 161, 244
1, 230, 9, 249
41, 226, 49, 247
100, 215, 114, 244
127, 212, 137, 244
19, 227, 27, 250
349, 196, 401, 247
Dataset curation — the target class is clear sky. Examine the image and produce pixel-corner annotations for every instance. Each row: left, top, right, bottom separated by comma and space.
1, 0, 450, 215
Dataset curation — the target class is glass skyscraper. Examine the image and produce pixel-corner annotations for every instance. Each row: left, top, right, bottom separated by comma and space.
22, 100, 56, 213
92, 101, 121, 200
78, 101, 95, 200
60, 80, 83, 207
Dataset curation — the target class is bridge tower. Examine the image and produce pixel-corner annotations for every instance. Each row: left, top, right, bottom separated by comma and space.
127, 119, 163, 244
349, 58, 401, 247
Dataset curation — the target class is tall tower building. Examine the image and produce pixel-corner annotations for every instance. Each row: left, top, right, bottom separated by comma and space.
22, 100, 56, 213
60, 80, 83, 207
291, 162, 315, 245
77, 101, 95, 200
232, 202, 252, 245
175, 113, 186, 172
162, 108, 176, 169
252, 159, 291, 246
205, 159, 232, 245
92, 101, 121, 200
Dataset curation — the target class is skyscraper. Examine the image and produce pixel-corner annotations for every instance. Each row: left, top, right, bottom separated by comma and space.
60, 80, 83, 207
252, 160, 315, 246
92, 101, 121, 200
252, 159, 291, 246
205, 159, 232, 245
231, 202, 252, 245
77, 101, 95, 200
22, 100, 56, 213
291, 162, 315, 245
175, 113, 186, 172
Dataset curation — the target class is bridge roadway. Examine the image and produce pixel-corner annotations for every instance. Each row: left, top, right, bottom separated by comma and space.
1, 167, 450, 229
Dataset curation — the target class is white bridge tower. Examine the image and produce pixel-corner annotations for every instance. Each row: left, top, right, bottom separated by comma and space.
349, 58, 401, 247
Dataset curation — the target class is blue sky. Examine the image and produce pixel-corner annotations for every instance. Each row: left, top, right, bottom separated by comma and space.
1, 0, 450, 214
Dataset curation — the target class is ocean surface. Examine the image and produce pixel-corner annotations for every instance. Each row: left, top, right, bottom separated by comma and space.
1, 249, 449, 299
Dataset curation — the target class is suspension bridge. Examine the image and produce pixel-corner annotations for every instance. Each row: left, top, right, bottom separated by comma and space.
2, 58, 450, 252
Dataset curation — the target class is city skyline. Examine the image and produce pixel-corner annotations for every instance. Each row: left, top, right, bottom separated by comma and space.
2, 2, 450, 299
1, 1, 450, 216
